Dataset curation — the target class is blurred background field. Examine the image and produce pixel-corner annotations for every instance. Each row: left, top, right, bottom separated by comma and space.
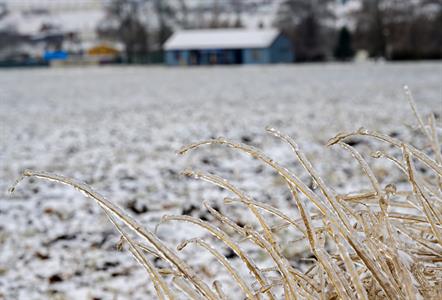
0, 0, 440, 66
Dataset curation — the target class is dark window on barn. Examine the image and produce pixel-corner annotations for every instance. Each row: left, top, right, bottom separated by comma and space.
174, 51, 181, 61
252, 49, 261, 61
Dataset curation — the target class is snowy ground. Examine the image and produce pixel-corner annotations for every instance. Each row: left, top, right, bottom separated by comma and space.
0, 62, 441, 299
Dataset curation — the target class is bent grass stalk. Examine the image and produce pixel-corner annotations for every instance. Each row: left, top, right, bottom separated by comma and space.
10, 90, 442, 299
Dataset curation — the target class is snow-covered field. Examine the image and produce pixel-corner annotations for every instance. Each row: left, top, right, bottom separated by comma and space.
0, 62, 441, 299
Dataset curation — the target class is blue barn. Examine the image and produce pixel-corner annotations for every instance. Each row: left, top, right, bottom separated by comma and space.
164, 29, 294, 65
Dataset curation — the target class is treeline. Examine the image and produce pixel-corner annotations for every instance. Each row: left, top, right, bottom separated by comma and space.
353, 0, 441, 60
275, 0, 441, 61
2, 0, 439, 63
101, 0, 440, 63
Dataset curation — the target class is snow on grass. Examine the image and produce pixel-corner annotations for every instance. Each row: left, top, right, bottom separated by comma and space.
0, 62, 441, 299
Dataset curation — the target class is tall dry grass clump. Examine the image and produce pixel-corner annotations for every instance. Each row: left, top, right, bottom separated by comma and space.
11, 88, 442, 299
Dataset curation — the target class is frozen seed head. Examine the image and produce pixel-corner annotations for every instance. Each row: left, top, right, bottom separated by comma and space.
403, 85, 410, 94
23, 169, 33, 176
8, 171, 29, 193
177, 147, 187, 155
181, 168, 195, 177
154, 215, 171, 233
357, 127, 368, 134
371, 151, 384, 158
223, 197, 236, 205
116, 236, 125, 251
243, 224, 254, 231
379, 196, 389, 210
326, 132, 347, 146
177, 240, 189, 251
265, 126, 279, 135
384, 183, 397, 195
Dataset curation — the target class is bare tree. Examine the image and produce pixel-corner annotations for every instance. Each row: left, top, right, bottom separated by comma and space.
177, 0, 189, 29
153, 0, 174, 47
0, 2, 8, 20
209, 0, 221, 28
0, 2, 25, 59
353, 0, 389, 58
98, 0, 149, 63
354, 0, 441, 59
232, 0, 244, 28
274, 0, 335, 61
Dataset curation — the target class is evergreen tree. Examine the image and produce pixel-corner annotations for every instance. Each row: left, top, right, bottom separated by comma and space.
334, 26, 354, 60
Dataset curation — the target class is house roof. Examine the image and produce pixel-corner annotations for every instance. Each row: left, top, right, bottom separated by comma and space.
164, 29, 280, 50
0, 9, 104, 37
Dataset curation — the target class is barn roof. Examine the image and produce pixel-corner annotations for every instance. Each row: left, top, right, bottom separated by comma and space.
164, 29, 280, 50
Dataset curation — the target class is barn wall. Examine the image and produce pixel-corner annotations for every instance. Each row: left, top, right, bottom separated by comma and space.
242, 48, 270, 64
165, 51, 176, 65
269, 35, 294, 63
165, 50, 191, 65
242, 37, 294, 64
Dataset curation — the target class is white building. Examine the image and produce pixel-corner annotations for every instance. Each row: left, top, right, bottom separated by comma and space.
1, 0, 105, 43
